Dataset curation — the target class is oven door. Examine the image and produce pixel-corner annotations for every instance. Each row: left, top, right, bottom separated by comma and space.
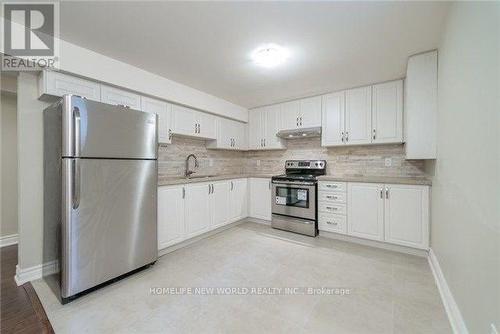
271, 181, 316, 220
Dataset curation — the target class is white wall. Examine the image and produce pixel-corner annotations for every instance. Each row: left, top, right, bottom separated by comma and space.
1, 92, 18, 238
57, 40, 248, 122
17, 73, 50, 269
428, 2, 499, 333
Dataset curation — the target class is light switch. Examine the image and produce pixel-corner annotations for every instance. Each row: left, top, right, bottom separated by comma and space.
209, 159, 214, 167
256, 160, 261, 167
384, 158, 392, 167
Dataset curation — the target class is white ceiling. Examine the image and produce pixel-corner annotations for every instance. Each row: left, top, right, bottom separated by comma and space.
60, 2, 449, 109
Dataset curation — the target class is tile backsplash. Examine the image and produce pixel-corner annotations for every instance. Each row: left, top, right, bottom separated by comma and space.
159, 137, 426, 178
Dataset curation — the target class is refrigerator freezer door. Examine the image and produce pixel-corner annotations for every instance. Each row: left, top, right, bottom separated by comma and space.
61, 158, 158, 298
62, 95, 157, 159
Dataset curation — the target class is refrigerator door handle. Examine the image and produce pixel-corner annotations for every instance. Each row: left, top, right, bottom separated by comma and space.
72, 159, 81, 209
73, 107, 81, 156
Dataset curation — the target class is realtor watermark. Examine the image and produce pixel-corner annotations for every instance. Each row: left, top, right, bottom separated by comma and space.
149, 286, 351, 296
1, 2, 59, 71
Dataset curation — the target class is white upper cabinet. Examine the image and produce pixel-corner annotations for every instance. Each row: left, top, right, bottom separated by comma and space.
280, 100, 301, 130
384, 184, 429, 249
248, 106, 285, 150
345, 86, 372, 145
372, 80, 403, 144
100, 84, 141, 109
39, 71, 101, 102
207, 117, 247, 150
405, 51, 437, 159
171, 104, 216, 140
158, 185, 185, 250
299, 96, 322, 128
280, 96, 321, 130
321, 91, 345, 146
347, 182, 385, 241
141, 97, 172, 144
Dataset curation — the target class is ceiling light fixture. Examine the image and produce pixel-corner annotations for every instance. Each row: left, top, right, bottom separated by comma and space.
251, 44, 289, 68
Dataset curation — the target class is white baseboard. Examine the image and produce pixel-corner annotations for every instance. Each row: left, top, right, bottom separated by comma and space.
14, 260, 59, 286
0, 233, 18, 248
319, 230, 428, 257
428, 248, 469, 334
246, 217, 271, 225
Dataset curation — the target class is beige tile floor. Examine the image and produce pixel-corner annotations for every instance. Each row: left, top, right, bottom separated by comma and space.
33, 222, 451, 334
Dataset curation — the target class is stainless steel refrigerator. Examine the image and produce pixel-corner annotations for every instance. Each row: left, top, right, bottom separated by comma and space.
43, 95, 158, 303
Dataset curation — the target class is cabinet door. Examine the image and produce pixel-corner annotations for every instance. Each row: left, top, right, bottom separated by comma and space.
185, 183, 211, 238
100, 85, 141, 109
235, 121, 248, 150
216, 118, 233, 149
299, 96, 322, 128
172, 105, 197, 136
211, 182, 231, 229
264, 105, 284, 149
198, 112, 216, 140
280, 100, 300, 130
230, 179, 248, 221
41, 71, 101, 101
158, 186, 185, 249
372, 80, 403, 144
248, 109, 263, 150
347, 183, 384, 241
345, 86, 372, 145
249, 178, 271, 221
384, 184, 429, 249
321, 92, 345, 146
141, 97, 171, 144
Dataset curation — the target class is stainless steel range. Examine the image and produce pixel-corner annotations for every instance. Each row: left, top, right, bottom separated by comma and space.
271, 160, 326, 237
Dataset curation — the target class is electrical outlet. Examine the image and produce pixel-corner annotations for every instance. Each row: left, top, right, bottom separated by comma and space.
256, 160, 261, 167
384, 158, 392, 167
209, 159, 214, 167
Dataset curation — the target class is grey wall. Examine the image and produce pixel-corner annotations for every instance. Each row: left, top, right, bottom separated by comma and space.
427, 2, 499, 332
1, 92, 18, 237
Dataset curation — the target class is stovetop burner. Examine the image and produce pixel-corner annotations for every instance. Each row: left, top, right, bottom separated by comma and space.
271, 160, 327, 183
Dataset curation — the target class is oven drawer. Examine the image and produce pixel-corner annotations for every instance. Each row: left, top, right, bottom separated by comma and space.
319, 213, 347, 234
318, 191, 346, 204
319, 202, 346, 215
319, 182, 347, 192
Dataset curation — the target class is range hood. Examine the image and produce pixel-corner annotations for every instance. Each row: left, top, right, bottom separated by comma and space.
276, 126, 322, 139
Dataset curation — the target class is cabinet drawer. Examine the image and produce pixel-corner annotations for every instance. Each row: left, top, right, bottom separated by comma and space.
318, 191, 346, 204
319, 202, 346, 215
319, 182, 347, 192
319, 213, 347, 234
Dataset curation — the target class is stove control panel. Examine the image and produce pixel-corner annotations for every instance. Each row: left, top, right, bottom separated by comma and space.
285, 160, 326, 170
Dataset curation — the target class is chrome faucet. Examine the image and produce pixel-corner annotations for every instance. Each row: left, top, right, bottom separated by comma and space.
185, 154, 199, 178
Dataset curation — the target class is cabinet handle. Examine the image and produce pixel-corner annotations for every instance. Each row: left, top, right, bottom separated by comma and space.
300, 117, 303, 126
326, 184, 337, 188
326, 206, 337, 211
209, 184, 211, 194
380, 188, 383, 199
341, 132, 344, 143
182, 187, 185, 199
168, 129, 172, 140
385, 187, 389, 199
231, 181, 234, 191
345, 132, 349, 142
296, 116, 299, 127
198, 123, 201, 133
373, 129, 376, 140
264, 139, 266, 147
194, 123, 197, 133
326, 195, 337, 200
326, 221, 338, 225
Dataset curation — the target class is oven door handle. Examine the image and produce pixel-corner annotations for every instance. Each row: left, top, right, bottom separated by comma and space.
272, 180, 316, 186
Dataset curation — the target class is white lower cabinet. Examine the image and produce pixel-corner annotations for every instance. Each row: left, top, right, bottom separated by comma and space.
210, 182, 231, 229
384, 184, 429, 249
158, 178, 248, 250
229, 179, 248, 221
319, 181, 430, 250
347, 183, 385, 241
249, 178, 271, 220
157, 185, 185, 249
185, 182, 211, 238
